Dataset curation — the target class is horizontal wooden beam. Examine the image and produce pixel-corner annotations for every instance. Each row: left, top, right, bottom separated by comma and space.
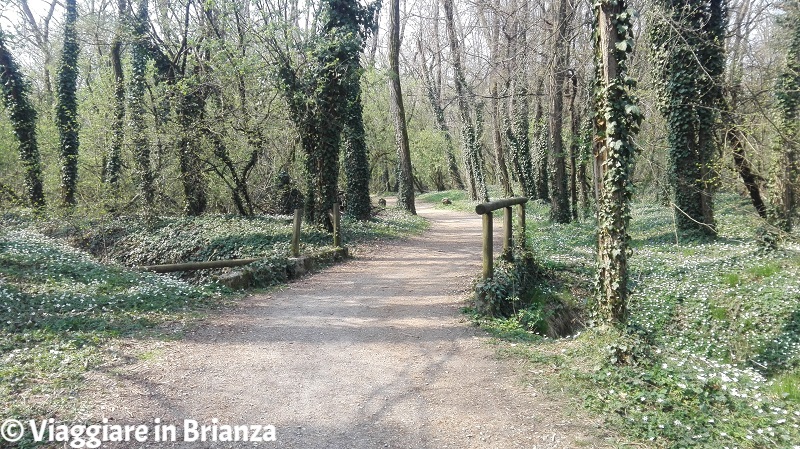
139, 258, 261, 273
475, 197, 528, 215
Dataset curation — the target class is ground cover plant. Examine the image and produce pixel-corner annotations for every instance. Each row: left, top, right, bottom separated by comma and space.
421, 193, 800, 448
0, 206, 426, 446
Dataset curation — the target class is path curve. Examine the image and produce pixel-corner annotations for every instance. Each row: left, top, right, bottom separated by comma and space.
83, 202, 609, 448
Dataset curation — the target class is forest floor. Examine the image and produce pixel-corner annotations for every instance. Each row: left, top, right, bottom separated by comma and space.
76, 201, 613, 448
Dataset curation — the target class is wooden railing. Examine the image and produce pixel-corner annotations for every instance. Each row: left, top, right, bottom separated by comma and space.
474, 197, 528, 280
141, 203, 343, 273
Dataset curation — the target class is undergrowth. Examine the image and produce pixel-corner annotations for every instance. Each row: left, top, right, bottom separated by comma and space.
0, 205, 426, 446
423, 192, 800, 448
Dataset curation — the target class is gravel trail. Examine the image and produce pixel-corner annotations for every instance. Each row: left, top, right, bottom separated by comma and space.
83, 202, 610, 448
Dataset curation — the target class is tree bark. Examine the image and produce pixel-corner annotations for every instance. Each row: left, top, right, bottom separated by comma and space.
105, 0, 126, 187
594, 0, 640, 325
0, 30, 45, 207
533, 78, 549, 202
442, 0, 488, 202
389, 0, 416, 213
343, 83, 373, 220
130, 0, 155, 208
549, 0, 570, 223
505, 0, 535, 199
417, 35, 465, 190
567, 70, 579, 220
56, 0, 80, 207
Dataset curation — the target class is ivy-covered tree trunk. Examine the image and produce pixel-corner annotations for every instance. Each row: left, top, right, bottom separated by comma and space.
56, 0, 80, 207
579, 118, 593, 217
652, 0, 726, 238
549, 0, 571, 223
593, 0, 641, 325
129, 0, 154, 207
342, 84, 373, 220
274, 0, 377, 229
105, 0, 126, 187
442, 0, 488, 202
773, 2, 800, 230
505, 0, 535, 199
533, 78, 550, 202
486, 9, 512, 197
0, 30, 45, 208
568, 71, 580, 221
389, 0, 416, 213
417, 36, 465, 191
177, 76, 208, 216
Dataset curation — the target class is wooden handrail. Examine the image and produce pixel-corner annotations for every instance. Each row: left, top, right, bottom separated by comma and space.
140, 204, 342, 273
474, 196, 528, 215
140, 258, 260, 273
475, 197, 528, 281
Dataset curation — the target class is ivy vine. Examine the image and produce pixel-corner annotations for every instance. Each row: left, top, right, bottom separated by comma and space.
592, 0, 642, 324
56, 0, 80, 207
772, 1, 800, 230
0, 30, 45, 208
651, 0, 727, 238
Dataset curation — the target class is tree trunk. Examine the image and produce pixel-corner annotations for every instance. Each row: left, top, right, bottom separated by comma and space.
0, 30, 45, 208
567, 70, 579, 220
442, 0, 488, 202
594, 0, 641, 325
505, 0, 535, 199
343, 83, 373, 220
56, 0, 80, 207
130, 0, 155, 208
105, 0, 126, 187
389, 0, 416, 213
416, 35, 465, 190
549, 0, 570, 223
653, 0, 724, 238
774, 3, 799, 230
533, 78, 549, 201
579, 119, 592, 217
177, 74, 208, 216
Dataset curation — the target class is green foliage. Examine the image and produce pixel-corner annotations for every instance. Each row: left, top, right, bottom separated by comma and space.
770, 370, 800, 403
506, 107, 535, 199
464, 306, 546, 342
342, 79, 372, 220
0, 30, 44, 208
41, 205, 426, 285
56, 0, 81, 207
651, 0, 727, 238
478, 195, 800, 447
274, 0, 378, 229
0, 203, 425, 429
475, 250, 541, 317
0, 221, 223, 429
176, 75, 208, 216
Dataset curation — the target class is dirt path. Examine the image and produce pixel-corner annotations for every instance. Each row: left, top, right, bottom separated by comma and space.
83, 202, 610, 448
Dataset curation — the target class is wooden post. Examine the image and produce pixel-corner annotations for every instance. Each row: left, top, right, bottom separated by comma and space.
503, 206, 513, 261
291, 208, 302, 257
482, 212, 493, 280
518, 203, 526, 248
332, 202, 341, 248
